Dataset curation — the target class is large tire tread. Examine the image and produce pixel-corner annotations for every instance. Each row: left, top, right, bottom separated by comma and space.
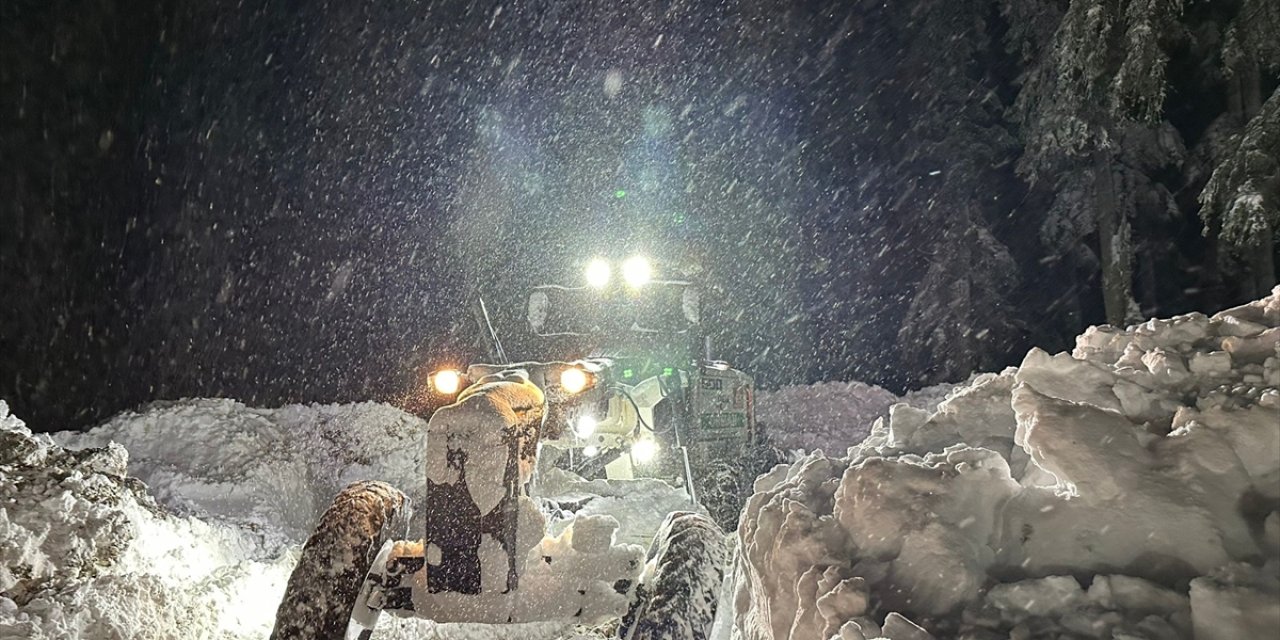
271, 481, 409, 640
621, 511, 729, 640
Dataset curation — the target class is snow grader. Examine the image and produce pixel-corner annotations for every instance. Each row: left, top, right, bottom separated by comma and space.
271, 255, 766, 639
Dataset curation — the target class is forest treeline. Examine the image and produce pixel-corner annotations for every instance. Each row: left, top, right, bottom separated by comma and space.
797, 0, 1279, 387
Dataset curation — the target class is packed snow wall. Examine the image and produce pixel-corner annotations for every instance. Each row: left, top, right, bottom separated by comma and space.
732, 288, 1280, 640
756, 380, 959, 455
0, 400, 299, 639
0, 400, 451, 639
0, 398, 686, 639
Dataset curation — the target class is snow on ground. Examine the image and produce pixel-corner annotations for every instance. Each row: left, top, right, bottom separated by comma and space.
536, 467, 701, 547
57, 399, 428, 544
731, 287, 1280, 640
3, 290, 1279, 640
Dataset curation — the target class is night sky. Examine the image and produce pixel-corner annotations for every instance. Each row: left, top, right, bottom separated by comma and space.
3, 0, 1274, 431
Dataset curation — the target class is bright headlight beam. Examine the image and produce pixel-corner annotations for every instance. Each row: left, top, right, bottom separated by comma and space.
622, 255, 652, 288
575, 415, 597, 438
585, 258, 611, 289
431, 370, 462, 395
560, 367, 589, 394
631, 438, 658, 463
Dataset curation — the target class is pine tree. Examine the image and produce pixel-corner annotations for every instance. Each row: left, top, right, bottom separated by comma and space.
1200, 87, 1280, 296
1014, 0, 1185, 326
1193, 0, 1280, 298
1221, 0, 1280, 124
898, 213, 1024, 383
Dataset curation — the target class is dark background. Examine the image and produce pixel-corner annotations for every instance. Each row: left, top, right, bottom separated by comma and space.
3, 0, 1277, 431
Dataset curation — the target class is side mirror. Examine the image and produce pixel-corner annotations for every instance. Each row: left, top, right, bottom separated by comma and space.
632, 283, 699, 333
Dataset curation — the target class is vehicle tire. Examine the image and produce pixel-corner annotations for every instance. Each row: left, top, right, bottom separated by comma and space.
270, 481, 410, 640
693, 437, 782, 532
691, 459, 747, 532
619, 511, 729, 640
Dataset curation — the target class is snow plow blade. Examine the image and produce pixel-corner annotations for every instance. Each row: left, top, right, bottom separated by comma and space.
423, 375, 547, 595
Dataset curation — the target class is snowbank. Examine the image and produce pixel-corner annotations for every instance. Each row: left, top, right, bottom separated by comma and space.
755, 381, 899, 454
1, 397, 689, 639
57, 399, 429, 543
732, 288, 1280, 640
0, 400, 293, 639
756, 381, 958, 455
1, 399, 606, 639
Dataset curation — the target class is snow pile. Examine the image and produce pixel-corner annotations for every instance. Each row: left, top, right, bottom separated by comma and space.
2, 396, 691, 639
756, 381, 899, 454
756, 380, 957, 455
732, 288, 1280, 640
537, 467, 700, 547
57, 398, 429, 543
0, 400, 291, 639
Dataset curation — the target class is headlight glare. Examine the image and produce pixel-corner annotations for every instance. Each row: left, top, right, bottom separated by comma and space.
575, 415, 597, 438
622, 255, 652, 288
585, 258, 611, 289
632, 438, 658, 463
560, 367, 590, 394
431, 369, 463, 395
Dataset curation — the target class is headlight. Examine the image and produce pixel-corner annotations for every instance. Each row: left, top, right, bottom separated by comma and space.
582, 445, 599, 458
622, 255, 652, 288
574, 415, 597, 438
584, 258, 611, 289
631, 438, 658, 463
430, 369, 464, 395
560, 367, 590, 394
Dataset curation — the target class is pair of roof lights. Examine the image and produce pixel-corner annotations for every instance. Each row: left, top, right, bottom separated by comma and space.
585, 256, 651, 290
430, 364, 593, 397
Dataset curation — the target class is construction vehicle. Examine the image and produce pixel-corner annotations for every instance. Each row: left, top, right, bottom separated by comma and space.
270, 255, 762, 640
